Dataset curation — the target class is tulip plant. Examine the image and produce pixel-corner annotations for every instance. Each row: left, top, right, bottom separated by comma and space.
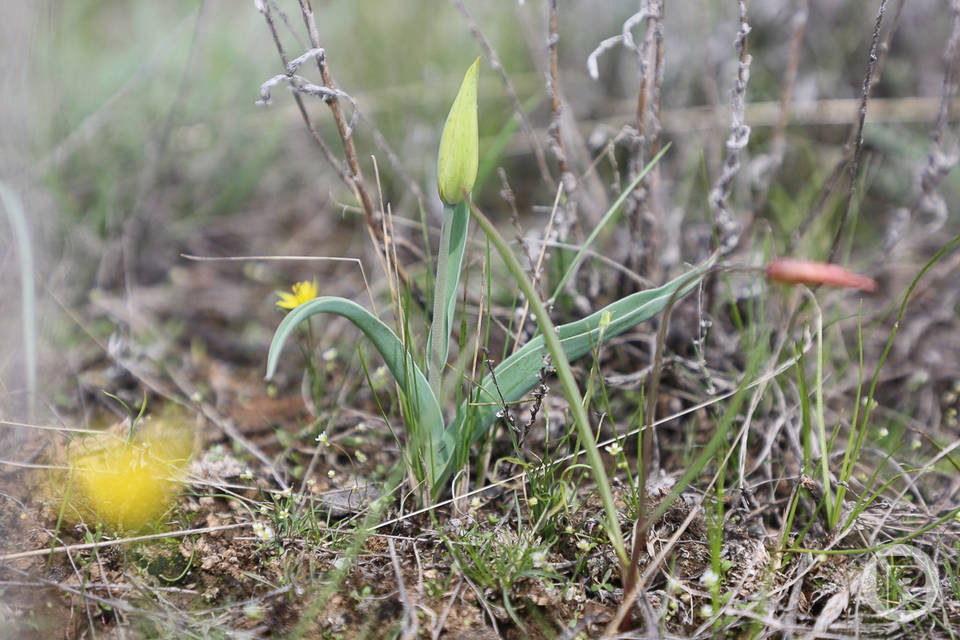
264, 59, 714, 541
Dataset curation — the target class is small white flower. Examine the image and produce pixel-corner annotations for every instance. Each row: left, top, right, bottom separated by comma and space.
253, 521, 275, 541
279, 487, 292, 498
700, 567, 719, 588
877, 426, 889, 438
328, 469, 336, 478
306, 477, 317, 487
605, 441, 623, 456
355, 451, 368, 463
240, 470, 253, 480
576, 539, 590, 552
321, 348, 338, 362
470, 497, 482, 509
531, 550, 547, 568
529, 496, 539, 507
316, 431, 329, 446
699, 604, 713, 618
278, 508, 289, 519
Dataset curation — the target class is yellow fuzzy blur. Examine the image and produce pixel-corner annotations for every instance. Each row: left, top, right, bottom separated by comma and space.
68, 419, 193, 532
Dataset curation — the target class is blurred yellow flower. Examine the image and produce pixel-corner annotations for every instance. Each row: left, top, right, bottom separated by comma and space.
68, 419, 193, 532
276, 280, 319, 310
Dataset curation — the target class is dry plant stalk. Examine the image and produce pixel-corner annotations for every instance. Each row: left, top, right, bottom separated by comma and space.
545, 0, 579, 243
903, 0, 960, 237
707, 0, 752, 256
828, 0, 889, 263
295, 0, 377, 227
793, 1, 902, 253
628, 1, 665, 276
587, 2, 666, 276
256, 0, 415, 288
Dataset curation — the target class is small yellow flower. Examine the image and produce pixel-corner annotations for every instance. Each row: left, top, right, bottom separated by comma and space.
437, 58, 480, 205
276, 280, 319, 310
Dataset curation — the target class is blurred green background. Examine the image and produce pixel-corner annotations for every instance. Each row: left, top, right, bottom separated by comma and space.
1, 0, 958, 415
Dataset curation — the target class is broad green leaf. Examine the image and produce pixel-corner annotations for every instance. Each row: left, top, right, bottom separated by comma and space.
439, 254, 716, 486
265, 297, 453, 486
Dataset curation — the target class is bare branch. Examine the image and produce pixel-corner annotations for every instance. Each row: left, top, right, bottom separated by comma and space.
546, 0, 579, 243
828, 0, 888, 263
708, 0, 752, 256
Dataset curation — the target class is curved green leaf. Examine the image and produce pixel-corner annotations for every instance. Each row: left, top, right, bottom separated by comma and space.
265, 297, 453, 486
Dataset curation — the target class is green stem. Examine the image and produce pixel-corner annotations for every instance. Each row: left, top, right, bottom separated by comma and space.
814, 305, 834, 527
428, 206, 454, 397
465, 196, 627, 566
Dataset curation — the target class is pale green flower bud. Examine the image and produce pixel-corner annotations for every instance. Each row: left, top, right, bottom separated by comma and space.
437, 57, 480, 205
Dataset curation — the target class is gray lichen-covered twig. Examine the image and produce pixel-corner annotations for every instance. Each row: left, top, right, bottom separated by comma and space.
545, 0, 579, 244
707, 0, 752, 256
586, 2, 665, 274
898, 0, 960, 243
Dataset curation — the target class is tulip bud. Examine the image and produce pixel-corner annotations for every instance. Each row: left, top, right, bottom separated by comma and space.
766, 258, 877, 292
437, 57, 480, 205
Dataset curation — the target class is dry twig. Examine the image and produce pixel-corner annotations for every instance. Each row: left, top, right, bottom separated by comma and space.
707, 0, 752, 256
828, 0, 889, 263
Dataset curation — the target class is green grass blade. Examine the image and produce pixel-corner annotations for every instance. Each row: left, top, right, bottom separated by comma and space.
548, 143, 671, 303
265, 297, 452, 487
